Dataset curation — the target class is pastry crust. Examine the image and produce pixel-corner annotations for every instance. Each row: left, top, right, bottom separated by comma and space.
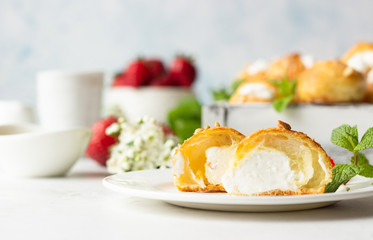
225, 121, 333, 196
229, 74, 277, 103
266, 53, 308, 81
172, 123, 245, 192
297, 60, 365, 103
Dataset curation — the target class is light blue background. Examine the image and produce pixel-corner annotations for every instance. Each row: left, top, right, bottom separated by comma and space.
1, 0, 373, 105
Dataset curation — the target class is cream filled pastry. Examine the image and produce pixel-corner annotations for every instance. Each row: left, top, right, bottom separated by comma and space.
266, 53, 314, 81
342, 42, 373, 73
297, 60, 365, 103
229, 75, 277, 103
172, 122, 245, 192
222, 121, 332, 196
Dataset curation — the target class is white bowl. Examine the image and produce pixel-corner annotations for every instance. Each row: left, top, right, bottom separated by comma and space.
105, 86, 194, 123
0, 124, 92, 177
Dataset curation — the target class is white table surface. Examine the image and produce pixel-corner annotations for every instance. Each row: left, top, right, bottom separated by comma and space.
2, 159, 373, 240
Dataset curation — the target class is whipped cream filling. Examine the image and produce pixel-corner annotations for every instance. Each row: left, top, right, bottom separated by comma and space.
205, 145, 236, 185
222, 148, 303, 195
300, 54, 315, 68
247, 59, 268, 75
173, 151, 184, 177
318, 154, 327, 173
238, 83, 275, 100
347, 51, 373, 73
367, 69, 373, 84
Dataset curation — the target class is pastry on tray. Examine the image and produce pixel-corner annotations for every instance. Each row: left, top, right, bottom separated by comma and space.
342, 41, 373, 73
172, 121, 333, 196
172, 122, 245, 192
229, 74, 277, 103
266, 53, 314, 81
296, 60, 365, 103
342, 42, 373, 103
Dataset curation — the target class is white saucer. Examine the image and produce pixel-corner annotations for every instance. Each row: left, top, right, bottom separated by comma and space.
103, 169, 373, 212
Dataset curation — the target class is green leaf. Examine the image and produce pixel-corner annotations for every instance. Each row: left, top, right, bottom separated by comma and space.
231, 79, 246, 92
354, 127, 373, 152
212, 88, 231, 101
168, 97, 201, 142
325, 164, 361, 193
350, 153, 373, 178
330, 124, 359, 152
272, 95, 294, 113
350, 152, 370, 166
270, 76, 297, 113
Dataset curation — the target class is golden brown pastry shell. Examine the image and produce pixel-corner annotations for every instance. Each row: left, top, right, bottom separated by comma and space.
266, 53, 306, 81
232, 122, 333, 196
296, 60, 365, 103
172, 125, 245, 192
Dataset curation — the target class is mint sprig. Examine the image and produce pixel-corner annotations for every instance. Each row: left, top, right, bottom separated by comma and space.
325, 125, 373, 193
270, 75, 297, 113
325, 164, 361, 193
212, 79, 246, 102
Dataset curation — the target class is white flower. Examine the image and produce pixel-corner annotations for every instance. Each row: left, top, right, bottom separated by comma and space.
106, 117, 178, 174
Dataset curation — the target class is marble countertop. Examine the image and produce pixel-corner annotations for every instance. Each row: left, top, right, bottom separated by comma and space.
2, 159, 373, 240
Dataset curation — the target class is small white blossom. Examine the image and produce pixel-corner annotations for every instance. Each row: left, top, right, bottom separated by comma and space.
106, 117, 179, 174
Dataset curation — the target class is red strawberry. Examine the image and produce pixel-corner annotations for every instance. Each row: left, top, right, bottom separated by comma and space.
169, 55, 197, 87
146, 59, 165, 79
112, 73, 126, 87
125, 59, 150, 87
159, 123, 176, 136
150, 74, 174, 86
86, 116, 118, 166
329, 156, 336, 167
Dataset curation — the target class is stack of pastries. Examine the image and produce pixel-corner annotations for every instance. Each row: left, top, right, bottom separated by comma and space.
229, 42, 373, 104
172, 121, 333, 196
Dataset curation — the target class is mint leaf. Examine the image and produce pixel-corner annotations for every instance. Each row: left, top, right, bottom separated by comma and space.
354, 127, 373, 152
231, 79, 245, 92
331, 124, 359, 152
325, 164, 361, 193
212, 88, 231, 101
270, 76, 297, 113
350, 152, 369, 165
359, 165, 373, 178
349, 153, 373, 177
273, 95, 293, 113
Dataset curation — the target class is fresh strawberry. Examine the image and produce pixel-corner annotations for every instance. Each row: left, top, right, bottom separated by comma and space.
86, 116, 118, 166
329, 156, 336, 167
125, 59, 150, 86
146, 58, 165, 79
169, 55, 197, 87
150, 74, 174, 86
159, 123, 176, 136
112, 73, 126, 87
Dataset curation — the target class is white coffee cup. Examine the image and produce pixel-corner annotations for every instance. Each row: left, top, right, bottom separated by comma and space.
37, 70, 104, 129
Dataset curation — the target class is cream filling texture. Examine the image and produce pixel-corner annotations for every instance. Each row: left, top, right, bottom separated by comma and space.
247, 59, 268, 75
173, 151, 184, 177
238, 83, 275, 100
347, 51, 373, 73
300, 54, 315, 68
222, 149, 304, 195
205, 145, 236, 185
367, 69, 373, 84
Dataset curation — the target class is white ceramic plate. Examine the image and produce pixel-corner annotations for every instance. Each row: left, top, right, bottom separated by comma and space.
103, 169, 373, 212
